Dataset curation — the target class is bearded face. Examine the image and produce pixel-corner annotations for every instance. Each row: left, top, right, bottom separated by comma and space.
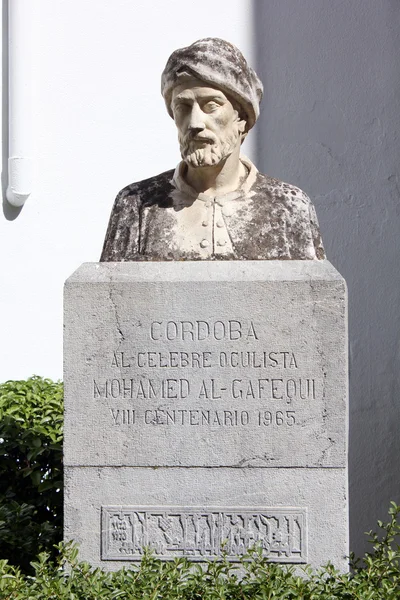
178, 121, 243, 168
171, 78, 246, 169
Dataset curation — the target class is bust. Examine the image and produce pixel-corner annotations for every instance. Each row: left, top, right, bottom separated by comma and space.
101, 38, 325, 261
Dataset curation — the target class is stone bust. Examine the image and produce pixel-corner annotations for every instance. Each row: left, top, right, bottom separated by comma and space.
101, 38, 325, 261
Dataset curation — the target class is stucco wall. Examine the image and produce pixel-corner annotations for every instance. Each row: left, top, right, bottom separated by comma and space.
1, 0, 399, 559
254, 0, 400, 556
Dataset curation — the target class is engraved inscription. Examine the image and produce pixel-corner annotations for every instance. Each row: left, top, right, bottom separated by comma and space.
101, 506, 307, 562
149, 320, 258, 341
86, 316, 327, 466
93, 377, 316, 402
109, 350, 298, 369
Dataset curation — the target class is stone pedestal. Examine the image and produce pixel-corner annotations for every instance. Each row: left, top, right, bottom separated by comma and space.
64, 260, 348, 570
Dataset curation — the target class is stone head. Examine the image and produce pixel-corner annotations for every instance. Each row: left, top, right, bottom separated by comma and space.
161, 38, 263, 168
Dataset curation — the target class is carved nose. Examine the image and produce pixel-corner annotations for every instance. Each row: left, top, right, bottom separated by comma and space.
188, 125, 205, 136
188, 104, 205, 133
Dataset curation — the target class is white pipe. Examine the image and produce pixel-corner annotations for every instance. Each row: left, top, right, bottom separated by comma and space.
6, 0, 33, 207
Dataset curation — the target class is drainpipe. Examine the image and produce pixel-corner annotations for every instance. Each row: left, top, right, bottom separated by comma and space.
6, 0, 33, 207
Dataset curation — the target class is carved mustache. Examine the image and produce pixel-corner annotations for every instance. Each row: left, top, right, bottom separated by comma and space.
184, 133, 217, 145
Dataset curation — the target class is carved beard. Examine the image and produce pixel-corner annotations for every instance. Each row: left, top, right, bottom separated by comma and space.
179, 126, 241, 168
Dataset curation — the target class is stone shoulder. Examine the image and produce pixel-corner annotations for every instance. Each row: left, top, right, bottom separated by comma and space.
256, 172, 312, 206
116, 169, 175, 204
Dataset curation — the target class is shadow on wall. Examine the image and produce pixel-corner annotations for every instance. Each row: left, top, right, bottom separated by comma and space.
253, 0, 400, 559
2, 0, 22, 221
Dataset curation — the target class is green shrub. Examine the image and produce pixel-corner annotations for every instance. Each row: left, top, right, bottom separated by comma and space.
0, 504, 399, 599
0, 376, 63, 573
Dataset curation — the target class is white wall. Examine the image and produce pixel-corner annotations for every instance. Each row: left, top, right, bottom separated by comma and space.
0, 0, 255, 381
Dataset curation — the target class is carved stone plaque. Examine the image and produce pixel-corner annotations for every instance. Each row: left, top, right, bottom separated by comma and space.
101, 506, 308, 562
64, 261, 347, 469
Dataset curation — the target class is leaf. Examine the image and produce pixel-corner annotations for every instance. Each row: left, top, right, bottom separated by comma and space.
30, 470, 42, 486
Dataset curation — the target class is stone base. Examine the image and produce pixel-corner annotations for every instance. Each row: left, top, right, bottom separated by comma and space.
65, 466, 347, 570
64, 261, 348, 570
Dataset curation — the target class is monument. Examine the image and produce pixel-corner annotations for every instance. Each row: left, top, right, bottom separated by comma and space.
64, 38, 348, 570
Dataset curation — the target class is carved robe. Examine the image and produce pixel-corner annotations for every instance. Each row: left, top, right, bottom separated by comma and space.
101, 157, 325, 261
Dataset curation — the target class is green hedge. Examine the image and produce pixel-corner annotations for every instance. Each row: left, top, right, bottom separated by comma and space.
0, 377, 63, 573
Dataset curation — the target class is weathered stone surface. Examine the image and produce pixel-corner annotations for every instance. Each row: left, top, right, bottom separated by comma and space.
64, 261, 346, 468
100, 160, 325, 261
64, 260, 348, 570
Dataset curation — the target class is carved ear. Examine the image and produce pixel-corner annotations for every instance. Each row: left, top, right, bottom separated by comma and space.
239, 119, 248, 144
237, 118, 247, 133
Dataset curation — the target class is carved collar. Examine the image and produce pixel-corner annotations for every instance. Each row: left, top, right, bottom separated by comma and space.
170, 155, 258, 206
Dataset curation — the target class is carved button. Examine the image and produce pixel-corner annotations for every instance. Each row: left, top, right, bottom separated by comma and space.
202, 221, 209, 227
217, 240, 227, 247
205, 201, 212, 208
216, 219, 224, 228
222, 206, 233, 217
200, 239, 210, 248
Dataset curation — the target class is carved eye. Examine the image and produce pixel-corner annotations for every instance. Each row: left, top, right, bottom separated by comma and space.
203, 101, 220, 113
174, 103, 190, 114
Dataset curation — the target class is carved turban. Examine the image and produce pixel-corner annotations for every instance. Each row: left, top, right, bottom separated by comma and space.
161, 38, 263, 131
